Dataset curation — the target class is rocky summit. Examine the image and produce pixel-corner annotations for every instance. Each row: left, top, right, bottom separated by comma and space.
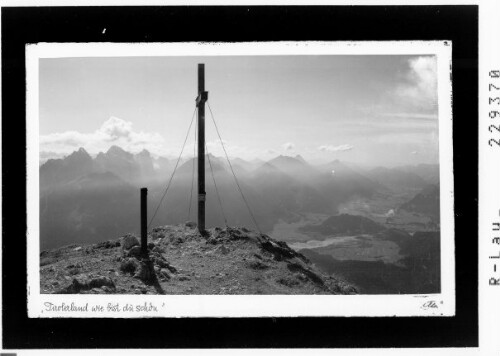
40, 224, 357, 295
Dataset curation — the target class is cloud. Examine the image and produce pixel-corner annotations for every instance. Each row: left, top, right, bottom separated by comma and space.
318, 144, 354, 152
100, 116, 133, 140
395, 56, 438, 111
282, 142, 295, 151
40, 116, 165, 155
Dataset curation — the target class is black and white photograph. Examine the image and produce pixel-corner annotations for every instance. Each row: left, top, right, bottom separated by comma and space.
25, 42, 455, 318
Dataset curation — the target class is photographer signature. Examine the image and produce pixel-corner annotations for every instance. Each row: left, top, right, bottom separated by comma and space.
421, 300, 439, 310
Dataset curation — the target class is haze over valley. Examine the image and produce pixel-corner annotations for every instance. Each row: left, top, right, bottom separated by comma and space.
40, 146, 440, 294
38, 54, 442, 294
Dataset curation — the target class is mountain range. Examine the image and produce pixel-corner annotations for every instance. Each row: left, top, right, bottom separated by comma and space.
39, 146, 440, 249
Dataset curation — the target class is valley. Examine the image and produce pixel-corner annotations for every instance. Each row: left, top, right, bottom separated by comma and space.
270, 192, 440, 294
39, 146, 441, 294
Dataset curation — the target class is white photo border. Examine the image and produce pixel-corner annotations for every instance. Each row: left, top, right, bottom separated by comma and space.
26, 41, 455, 318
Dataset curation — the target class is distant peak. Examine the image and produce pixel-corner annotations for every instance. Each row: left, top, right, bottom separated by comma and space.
68, 147, 91, 159
137, 149, 151, 157
272, 155, 289, 160
295, 155, 307, 163
269, 154, 305, 164
107, 145, 127, 154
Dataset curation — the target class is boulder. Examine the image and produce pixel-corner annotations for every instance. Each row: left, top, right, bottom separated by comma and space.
127, 245, 142, 258
120, 258, 139, 274
56, 275, 115, 294
87, 276, 116, 289
185, 221, 197, 229
121, 234, 139, 250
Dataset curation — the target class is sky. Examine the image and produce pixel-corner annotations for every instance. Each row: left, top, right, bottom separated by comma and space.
39, 54, 439, 167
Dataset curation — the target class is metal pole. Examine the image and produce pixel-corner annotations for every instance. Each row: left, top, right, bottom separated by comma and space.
141, 187, 148, 256
196, 64, 208, 233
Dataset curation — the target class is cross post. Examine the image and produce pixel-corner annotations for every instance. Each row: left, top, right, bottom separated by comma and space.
196, 64, 208, 234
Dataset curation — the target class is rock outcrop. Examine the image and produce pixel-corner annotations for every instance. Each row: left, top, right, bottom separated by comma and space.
40, 225, 357, 295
